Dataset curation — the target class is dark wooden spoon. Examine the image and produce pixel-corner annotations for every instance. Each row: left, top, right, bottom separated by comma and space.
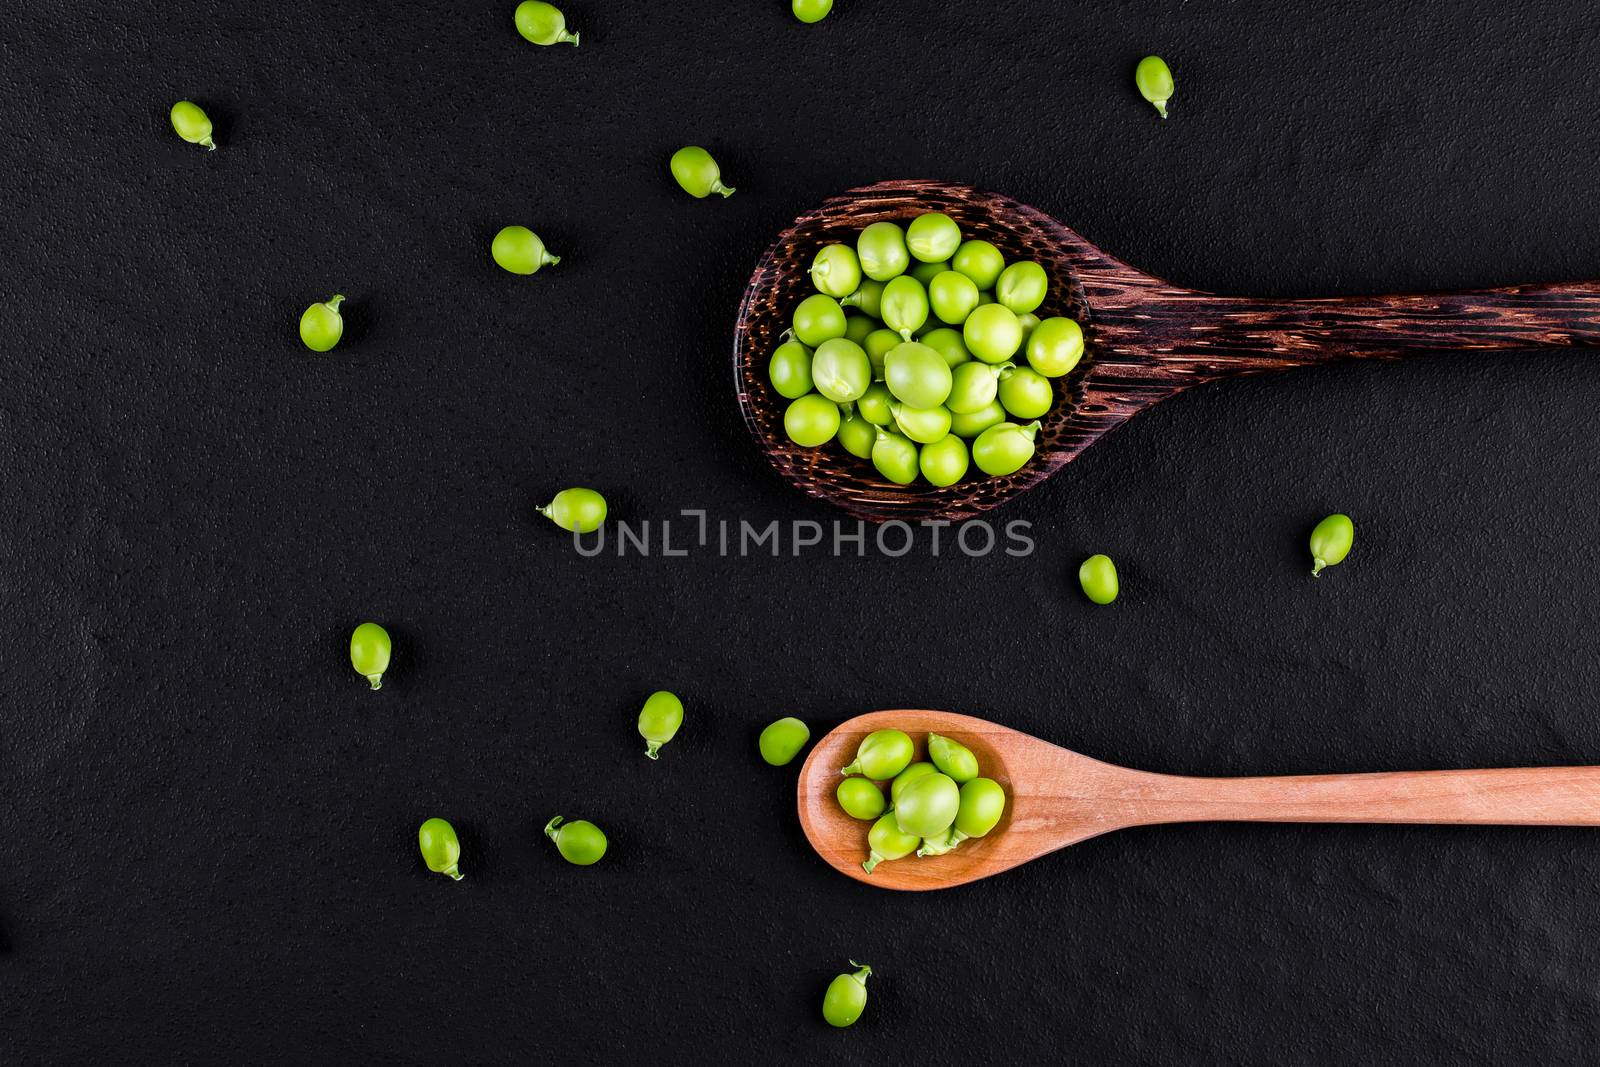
734, 179, 1600, 522
798, 710, 1600, 891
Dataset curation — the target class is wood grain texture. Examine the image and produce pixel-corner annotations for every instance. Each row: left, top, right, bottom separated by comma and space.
734, 179, 1600, 522
798, 711, 1600, 892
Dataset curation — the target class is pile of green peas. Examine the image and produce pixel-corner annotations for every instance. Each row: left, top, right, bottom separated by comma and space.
836, 728, 1007, 872
771, 212, 1085, 486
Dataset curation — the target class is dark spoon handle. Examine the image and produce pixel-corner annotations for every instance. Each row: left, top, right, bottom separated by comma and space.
1089, 280, 1600, 380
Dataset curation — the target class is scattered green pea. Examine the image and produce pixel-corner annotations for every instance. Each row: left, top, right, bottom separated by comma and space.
870, 427, 918, 484
811, 338, 872, 403
890, 761, 938, 805
169, 100, 215, 150
839, 279, 885, 319
929, 270, 981, 325
919, 433, 969, 487
1136, 55, 1175, 118
514, 1, 579, 45
792, 0, 833, 23
997, 365, 1054, 420
784, 393, 841, 447
1026, 317, 1084, 377
890, 402, 951, 445
893, 772, 960, 838
881, 276, 929, 340
857, 222, 910, 282
948, 400, 1006, 439
792, 294, 848, 347
863, 811, 919, 873
1310, 514, 1355, 576
884, 341, 952, 409
840, 728, 914, 779
539, 487, 608, 533
906, 211, 963, 263
811, 244, 862, 299
836, 777, 886, 820
971, 420, 1039, 476
759, 716, 811, 766
822, 961, 872, 1027
964, 303, 1024, 364
544, 815, 607, 865
637, 690, 684, 759
995, 261, 1048, 315
299, 294, 345, 352
769, 340, 815, 399
492, 226, 560, 274
417, 817, 464, 881
928, 733, 979, 783
1079, 553, 1119, 604
951, 239, 1005, 290
350, 621, 392, 690
670, 146, 735, 198
855, 382, 895, 425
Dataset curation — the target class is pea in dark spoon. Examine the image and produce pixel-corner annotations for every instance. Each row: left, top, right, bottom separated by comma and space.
734, 179, 1600, 522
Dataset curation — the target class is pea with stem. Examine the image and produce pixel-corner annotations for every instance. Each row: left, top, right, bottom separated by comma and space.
1136, 56, 1175, 118
299, 295, 345, 352
840, 728, 914, 779
637, 691, 684, 759
1310, 514, 1355, 576
545, 816, 607, 865
492, 226, 560, 274
514, 1, 579, 45
539, 488, 607, 533
863, 811, 919, 873
169, 100, 215, 150
350, 622, 391, 690
670, 146, 735, 198
418, 818, 463, 881
822, 962, 872, 1028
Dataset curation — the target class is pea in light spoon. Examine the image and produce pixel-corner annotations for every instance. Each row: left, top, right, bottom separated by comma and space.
734, 180, 1600, 522
797, 709, 1600, 891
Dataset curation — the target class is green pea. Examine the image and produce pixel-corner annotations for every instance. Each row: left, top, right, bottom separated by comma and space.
963, 304, 1024, 364
1136, 55, 1175, 118
492, 226, 560, 274
169, 100, 215, 150
670, 145, 734, 198
893, 772, 960, 838
949, 777, 1006, 846
540, 487, 608, 533
870, 427, 919, 484
952, 239, 1005, 290
928, 733, 980, 783
1017, 312, 1042, 347
836, 777, 886, 820
890, 761, 938, 805
811, 338, 872, 403
919, 433, 969, 487
417, 817, 463, 881
863, 329, 899, 376
637, 690, 684, 760
881, 276, 929, 340
997, 366, 1053, 420
822, 962, 873, 1027
946, 361, 1006, 414
919, 327, 971, 368
837, 411, 877, 459
855, 382, 895, 425
792, 0, 833, 23
811, 244, 862, 299
1310, 514, 1355, 576
1079, 553, 1119, 604
514, 1, 579, 45
928, 270, 980, 325
759, 716, 811, 765
544, 816, 607, 865
863, 812, 919, 874
768, 340, 814, 399
299, 294, 345, 352
784, 393, 841, 447
792, 294, 847, 347
840, 728, 914, 779
972, 420, 1040, 476
909, 259, 950, 285
839, 279, 885, 319
949, 400, 1007, 439
890, 402, 951, 445
1026, 316, 1084, 377
884, 341, 953, 409
995, 261, 1048, 315
916, 834, 957, 857
906, 211, 963, 262
843, 313, 876, 346
857, 222, 910, 282
350, 621, 392, 690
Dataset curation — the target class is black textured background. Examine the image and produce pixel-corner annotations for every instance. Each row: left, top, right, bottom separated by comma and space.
4, 1, 1600, 1063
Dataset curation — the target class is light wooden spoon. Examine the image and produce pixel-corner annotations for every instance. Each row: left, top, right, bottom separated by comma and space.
797, 710, 1600, 891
